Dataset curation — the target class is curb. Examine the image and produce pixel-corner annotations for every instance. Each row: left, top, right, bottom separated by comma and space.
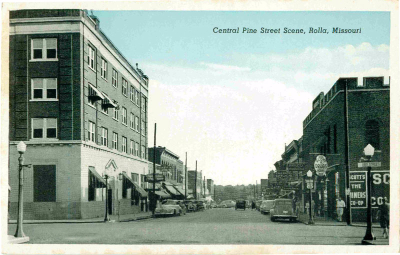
8, 215, 153, 224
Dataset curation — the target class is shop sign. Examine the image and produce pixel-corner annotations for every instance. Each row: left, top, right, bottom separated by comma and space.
314, 155, 328, 176
287, 163, 306, 171
350, 170, 390, 209
145, 173, 165, 182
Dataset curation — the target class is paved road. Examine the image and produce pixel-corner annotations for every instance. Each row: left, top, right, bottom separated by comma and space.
8, 208, 376, 244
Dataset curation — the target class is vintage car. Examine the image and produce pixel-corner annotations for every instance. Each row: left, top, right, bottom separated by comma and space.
154, 200, 184, 217
173, 200, 187, 215
235, 200, 246, 210
183, 200, 197, 212
270, 199, 297, 222
194, 200, 205, 211
260, 200, 274, 214
220, 200, 236, 208
255, 200, 263, 211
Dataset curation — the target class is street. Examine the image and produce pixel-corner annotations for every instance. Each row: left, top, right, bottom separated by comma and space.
8, 208, 372, 245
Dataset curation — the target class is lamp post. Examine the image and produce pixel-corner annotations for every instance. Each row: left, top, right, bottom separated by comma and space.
306, 170, 314, 225
362, 144, 375, 242
14, 141, 31, 239
103, 173, 109, 222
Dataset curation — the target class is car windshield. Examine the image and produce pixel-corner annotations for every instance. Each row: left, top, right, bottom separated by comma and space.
276, 201, 292, 205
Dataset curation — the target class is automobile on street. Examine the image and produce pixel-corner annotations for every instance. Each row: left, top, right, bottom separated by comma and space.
270, 199, 297, 222
260, 200, 274, 215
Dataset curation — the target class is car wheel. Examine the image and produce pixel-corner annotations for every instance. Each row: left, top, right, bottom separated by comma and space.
270, 217, 275, 222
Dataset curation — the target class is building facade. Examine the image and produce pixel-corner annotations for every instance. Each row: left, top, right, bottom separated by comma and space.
207, 179, 214, 200
8, 9, 149, 219
302, 76, 390, 222
187, 170, 202, 199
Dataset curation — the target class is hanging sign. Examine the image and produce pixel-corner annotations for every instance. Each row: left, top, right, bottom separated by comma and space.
314, 155, 328, 176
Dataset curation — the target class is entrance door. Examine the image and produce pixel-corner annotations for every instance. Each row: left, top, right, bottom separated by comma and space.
108, 189, 113, 215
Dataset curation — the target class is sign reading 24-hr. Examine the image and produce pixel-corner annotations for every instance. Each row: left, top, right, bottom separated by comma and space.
350, 170, 389, 209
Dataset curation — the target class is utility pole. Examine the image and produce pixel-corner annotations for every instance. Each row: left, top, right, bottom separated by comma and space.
185, 152, 187, 199
203, 176, 206, 198
344, 79, 351, 225
195, 160, 197, 200
152, 123, 156, 215
256, 180, 258, 199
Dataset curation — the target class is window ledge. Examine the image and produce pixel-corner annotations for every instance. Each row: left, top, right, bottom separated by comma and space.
113, 118, 119, 122
29, 58, 59, 62
101, 77, 108, 82
88, 66, 96, 72
30, 99, 59, 102
122, 123, 128, 127
30, 138, 59, 141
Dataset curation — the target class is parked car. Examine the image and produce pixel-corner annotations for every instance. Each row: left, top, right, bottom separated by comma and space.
183, 200, 197, 212
154, 200, 184, 217
194, 200, 205, 211
174, 200, 187, 215
260, 200, 274, 214
235, 200, 246, 210
245, 200, 251, 208
255, 200, 263, 211
220, 200, 236, 208
270, 199, 297, 222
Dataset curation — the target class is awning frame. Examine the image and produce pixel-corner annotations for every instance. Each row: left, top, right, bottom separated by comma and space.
101, 92, 118, 109
88, 83, 105, 101
122, 171, 148, 198
88, 166, 106, 185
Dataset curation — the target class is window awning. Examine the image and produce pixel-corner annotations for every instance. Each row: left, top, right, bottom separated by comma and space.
88, 84, 105, 101
101, 92, 118, 109
174, 186, 185, 196
155, 190, 171, 198
122, 172, 148, 198
88, 166, 106, 185
163, 183, 180, 196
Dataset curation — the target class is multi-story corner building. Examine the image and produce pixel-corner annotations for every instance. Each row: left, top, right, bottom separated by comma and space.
8, 9, 149, 220
302, 76, 390, 222
187, 170, 202, 199
148, 146, 184, 186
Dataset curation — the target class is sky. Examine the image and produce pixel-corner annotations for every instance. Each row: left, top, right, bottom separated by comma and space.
94, 11, 390, 186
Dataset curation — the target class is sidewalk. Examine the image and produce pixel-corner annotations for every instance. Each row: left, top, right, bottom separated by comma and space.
297, 213, 381, 228
8, 211, 153, 224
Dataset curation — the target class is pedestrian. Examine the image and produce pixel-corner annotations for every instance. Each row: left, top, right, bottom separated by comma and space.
251, 201, 256, 211
336, 197, 346, 222
376, 198, 389, 239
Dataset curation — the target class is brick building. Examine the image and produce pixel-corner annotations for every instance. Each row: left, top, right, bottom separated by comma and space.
8, 9, 149, 219
187, 170, 202, 199
302, 76, 390, 222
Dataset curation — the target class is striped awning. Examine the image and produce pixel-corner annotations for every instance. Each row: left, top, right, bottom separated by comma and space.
88, 84, 104, 101
122, 172, 148, 198
163, 183, 180, 196
88, 166, 106, 185
101, 92, 118, 109
155, 190, 171, 198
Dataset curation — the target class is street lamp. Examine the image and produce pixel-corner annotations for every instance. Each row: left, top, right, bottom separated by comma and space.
103, 173, 109, 222
306, 170, 314, 225
362, 144, 375, 242
14, 141, 31, 239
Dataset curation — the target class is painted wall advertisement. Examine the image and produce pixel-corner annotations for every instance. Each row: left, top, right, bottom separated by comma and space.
349, 170, 390, 209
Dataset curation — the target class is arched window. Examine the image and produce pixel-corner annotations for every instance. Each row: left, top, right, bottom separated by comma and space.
365, 120, 380, 150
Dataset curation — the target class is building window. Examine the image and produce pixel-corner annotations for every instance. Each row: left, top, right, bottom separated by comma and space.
33, 165, 56, 202
131, 173, 139, 183
141, 145, 146, 159
101, 103, 108, 115
135, 90, 140, 105
135, 142, 139, 156
112, 69, 118, 88
31, 78, 57, 100
101, 58, 107, 79
122, 175, 132, 198
141, 174, 146, 189
122, 136, 127, 153
122, 107, 127, 125
88, 169, 105, 201
130, 140, 134, 154
112, 132, 118, 150
130, 113, 134, 129
365, 120, 380, 150
113, 108, 119, 121
333, 124, 337, 153
141, 120, 145, 135
135, 116, 139, 131
141, 96, 146, 112
88, 44, 95, 70
88, 121, 95, 142
31, 38, 57, 60
130, 86, 135, 102
32, 118, 57, 139
122, 78, 128, 96
101, 127, 108, 146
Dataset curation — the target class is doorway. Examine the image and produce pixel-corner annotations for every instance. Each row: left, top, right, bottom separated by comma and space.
108, 189, 113, 215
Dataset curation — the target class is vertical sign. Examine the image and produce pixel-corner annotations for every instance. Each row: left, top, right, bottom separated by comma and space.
349, 171, 367, 208
371, 170, 390, 208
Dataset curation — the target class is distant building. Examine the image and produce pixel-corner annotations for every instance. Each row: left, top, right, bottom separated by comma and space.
187, 170, 202, 199
207, 179, 214, 199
